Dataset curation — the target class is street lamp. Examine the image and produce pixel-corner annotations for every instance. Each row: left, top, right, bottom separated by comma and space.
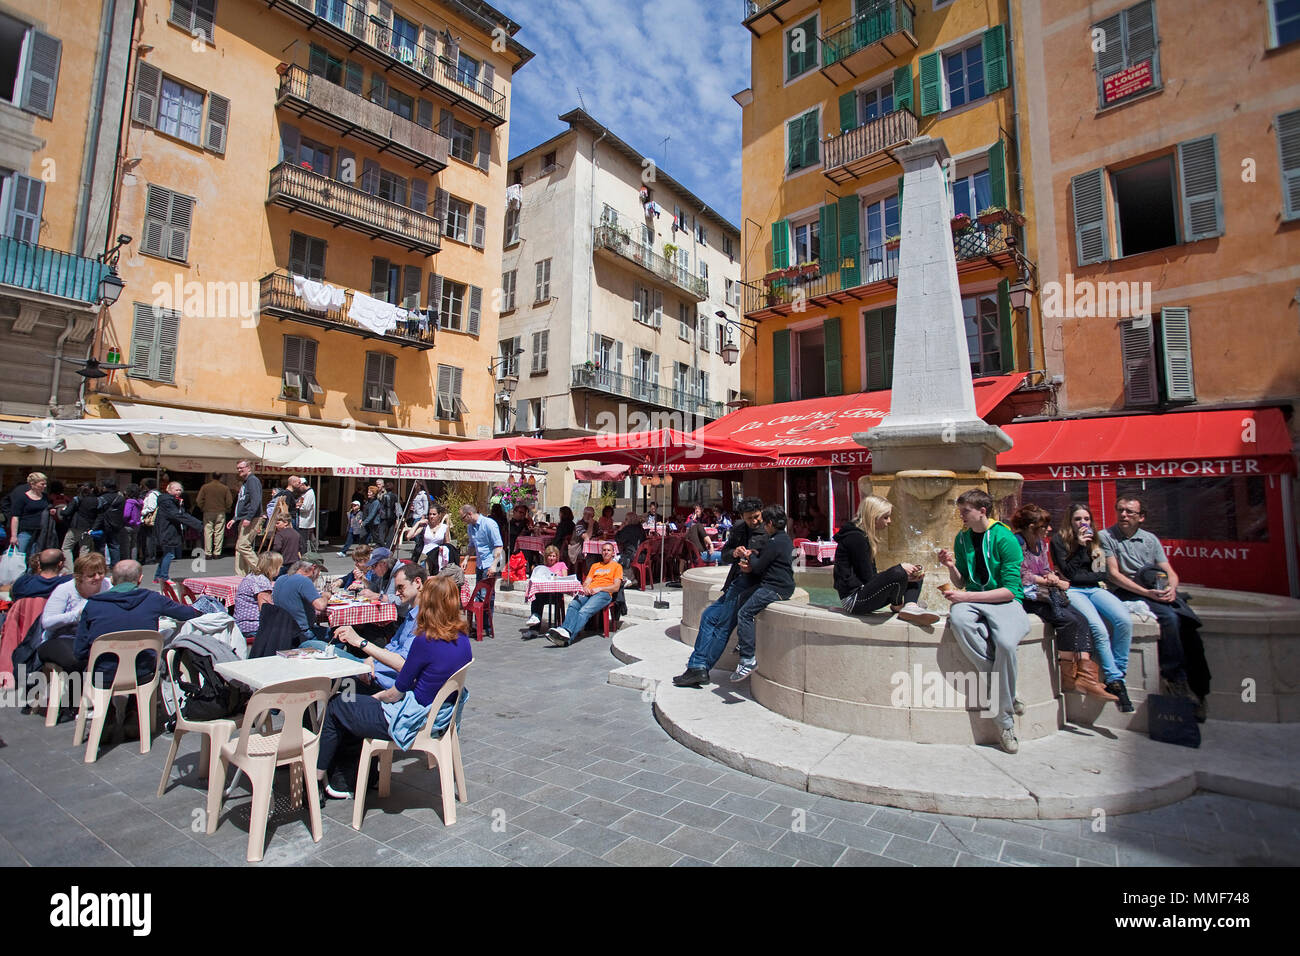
715, 309, 757, 367
96, 234, 131, 306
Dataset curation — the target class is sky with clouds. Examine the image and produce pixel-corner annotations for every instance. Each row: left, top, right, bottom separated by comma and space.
493, 0, 751, 227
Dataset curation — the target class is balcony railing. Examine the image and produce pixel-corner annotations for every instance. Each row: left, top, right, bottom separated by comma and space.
823, 108, 917, 184
267, 162, 442, 254
820, 0, 918, 82
744, 221, 1017, 317
267, 0, 507, 125
742, 0, 801, 36
277, 65, 449, 172
571, 364, 724, 421
593, 223, 708, 301
0, 236, 109, 307
259, 271, 434, 348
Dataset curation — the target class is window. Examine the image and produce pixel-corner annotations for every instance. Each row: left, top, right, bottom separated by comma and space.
634, 285, 662, 328
1270, 0, 1300, 47
504, 205, 520, 245
128, 302, 180, 384
392, 14, 418, 61
863, 193, 900, 280
715, 322, 726, 354
440, 279, 466, 330
387, 87, 413, 121
858, 80, 894, 123
511, 167, 523, 186
315, 0, 345, 28
633, 348, 657, 396
168, 0, 216, 44
697, 314, 710, 352
377, 169, 407, 206
437, 364, 466, 420
363, 351, 397, 412
2, 172, 43, 243
370, 257, 402, 304
785, 15, 818, 81
1112, 156, 1178, 257
542, 151, 557, 172
962, 292, 1003, 376
501, 269, 517, 311
724, 278, 738, 308
1278, 109, 1300, 221
456, 51, 479, 89
792, 217, 820, 265
282, 335, 320, 403
951, 168, 992, 220
697, 370, 710, 403
723, 234, 735, 260
864, 306, 896, 390
534, 259, 551, 303
696, 223, 708, 245
531, 330, 548, 373
943, 41, 985, 109
1093, 1, 1161, 109
795, 326, 826, 400
158, 77, 205, 145
289, 232, 326, 280
449, 116, 476, 163
296, 137, 331, 176
674, 362, 690, 396
678, 303, 693, 341
786, 108, 820, 173
141, 184, 194, 262
498, 337, 520, 378
1120, 308, 1196, 406
530, 398, 545, 431
595, 335, 619, 372
445, 197, 471, 242
699, 260, 709, 296
308, 44, 344, 85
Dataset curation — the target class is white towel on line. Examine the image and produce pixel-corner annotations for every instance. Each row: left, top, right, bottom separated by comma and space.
292, 274, 345, 312
349, 290, 400, 334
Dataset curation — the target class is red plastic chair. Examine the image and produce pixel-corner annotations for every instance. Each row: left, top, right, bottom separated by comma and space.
679, 538, 709, 570
792, 537, 812, 550
662, 536, 686, 583
468, 576, 495, 641
160, 580, 193, 605
629, 539, 658, 590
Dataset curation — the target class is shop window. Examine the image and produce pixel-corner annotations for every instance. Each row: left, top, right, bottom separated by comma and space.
1114, 477, 1269, 543
1016, 480, 1093, 528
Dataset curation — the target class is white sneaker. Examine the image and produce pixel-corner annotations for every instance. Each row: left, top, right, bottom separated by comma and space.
896, 603, 940, 626
998, 727, 1019, 754
730, 657, 757, 682
547, 627, 571, 647
525, 615, 540, 627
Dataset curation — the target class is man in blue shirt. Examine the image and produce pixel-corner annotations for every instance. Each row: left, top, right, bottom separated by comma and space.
460, 504, 502, 639
333, 562, 427, 690
271, 560, 335, 643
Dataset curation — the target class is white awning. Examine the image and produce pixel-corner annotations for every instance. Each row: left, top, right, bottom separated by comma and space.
280, 421, 401, 468
0, 422, 137, 468
104, 401, 297, 471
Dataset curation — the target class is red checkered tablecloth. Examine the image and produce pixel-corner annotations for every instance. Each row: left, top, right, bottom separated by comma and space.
800, 541, 838, 562
524, 578, 584, 603
182, 576, 243, 607
326, 600, 398, 628
514, 535, 550, 553
461, 580, 475, 606
584, 539, 618, 554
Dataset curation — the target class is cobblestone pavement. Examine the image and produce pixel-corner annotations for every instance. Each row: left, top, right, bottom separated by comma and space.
0, 559, 1296, 866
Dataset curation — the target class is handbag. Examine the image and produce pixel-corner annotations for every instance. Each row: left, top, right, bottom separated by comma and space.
0, 546, 26, 586
1146, 693, 1201, 748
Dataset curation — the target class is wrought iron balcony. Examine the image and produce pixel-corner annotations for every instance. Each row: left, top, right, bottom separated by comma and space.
259, 270, 434, 349
570, 364, 724, 421
744, 221, 1018, 319
819, 0, 918, 85
267, 162, 442, 254
742, 0, 804, 36
592, 223, 708, 301
266, 0, 507, 125
276, 65, 449, 172
823, 108, 917, 184
0, 237, 109, 308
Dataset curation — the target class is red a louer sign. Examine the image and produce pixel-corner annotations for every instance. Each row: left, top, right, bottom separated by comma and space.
1103, 60, 1154, 103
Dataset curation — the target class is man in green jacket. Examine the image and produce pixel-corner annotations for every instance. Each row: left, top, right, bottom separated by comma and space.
938, 489, 1030, 754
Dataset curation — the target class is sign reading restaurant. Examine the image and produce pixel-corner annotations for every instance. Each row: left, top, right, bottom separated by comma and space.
1103, 60, 1154, 104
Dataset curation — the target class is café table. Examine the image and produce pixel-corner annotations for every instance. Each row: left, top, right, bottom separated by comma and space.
181, 576, 243, 607
800, 540, 838, 563
583, 538, 617, 555
524, 576, 583, 629
514, 534, 550, 554
326, 600, 398, 629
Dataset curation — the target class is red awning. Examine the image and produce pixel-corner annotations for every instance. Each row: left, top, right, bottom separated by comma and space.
574, 464, 630, 481
396, 436, 536, 464
686, 374, 1025, 470
1002, 408, 1295, 480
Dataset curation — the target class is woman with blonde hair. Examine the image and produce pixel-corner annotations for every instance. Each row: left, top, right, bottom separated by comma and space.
8, 471, 52, 558
232, 551, 282, 642
524, 544, 568, 632
316, 572, 473, 799
832, 494, 936, 624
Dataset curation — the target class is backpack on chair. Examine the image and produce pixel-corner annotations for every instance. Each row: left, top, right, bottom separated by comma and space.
168, 647, 247, 722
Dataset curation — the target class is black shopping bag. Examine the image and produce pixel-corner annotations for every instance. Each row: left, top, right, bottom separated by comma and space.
1147, 694, 1201, 748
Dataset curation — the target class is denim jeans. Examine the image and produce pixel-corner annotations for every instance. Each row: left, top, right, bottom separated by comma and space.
560, 590, 612, 637
317, 695, 390, 773
15, 531, 34, 558
735, 585, 791, 661
474, 567, 495, 636
156, 547, 178, 581
686, 586, 742, 671
1065, 587, 1132, 683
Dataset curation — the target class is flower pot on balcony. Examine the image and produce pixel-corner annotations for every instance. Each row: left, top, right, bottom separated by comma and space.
950, 214, 972, 234
884, 237, 901, 251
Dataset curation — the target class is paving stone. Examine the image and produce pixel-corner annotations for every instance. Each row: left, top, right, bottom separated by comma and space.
713, 791, 780, 819
864, 808, 936, 842
665, 800, 732, 830
492, 830, 569, 866
928, 826, 1006, 861
716, 842, 798, 867
1041, 832, 1121, 866
583, 759, 639, 782
553, 821, 629, 857
881, 833, 960, 867
771, 830, 847, 867
621, 769, 680, 793
669, 763, 726, 785
660, 824, 737, 864
520, 784, 588, 811
822, 819, 892, 855
430, 840, 510, 867
548, 848, 616, 867
1000, 841, 1084, 867
512, 805, 581, 839
809, 796, 887, 825
319, 836, 408, 866
616, 788, 683, 816
611, 811, 682, 844
955, 852, 1015, 866
665, 779, 728, 807
602, 836, 683, 867
575, 776, 637, 802
565, 797, 632, 827
762, 805, 834, 836
973, 818, 1048, 848
712, 814, 789, 851
756, 785, 822, 809
836, 848, 911, 866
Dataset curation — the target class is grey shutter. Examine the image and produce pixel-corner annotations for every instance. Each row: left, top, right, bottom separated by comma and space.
472, 204, 486, 248
476, 128, 491, 171
20, 30, 60, 118
283, 335, 303, 381
410, 178, 428, 214
1278, 109, 1300, 221
515, 398, 530, 432
1070, 167, 1109, 265
307, 236, 325, 278
1124, 1, 1158, 82
361, 158, 380, 195
436, 364, 452, 417
156, 308, 179, 383
482, 62, 495, 99
142, 185, 168, 256
130, 304, 157, 380
433, 187, 448, 224
133, 61, 161, 127
302, 338, 320, 395
1160, 307, 1195, 403
336, 145, 355, 185
1120, 317, 1158, 406
368, 73, 386, 105
279, 122, 300, 165
167, 193, 193, 261
402, 265, 422, 304
7, 175, 44, 243
1177, 135, 1222, 241
427, 272, 443, 323
445, 34, 460, 71
467, 285, 482, 335
438, 108, 452, 139
416, 98, 432, 129
371, 258, 389, 298
289, 232, 309, 275
383, 354, 398, 409
192, 0, 216, 42
1093, 12, 1123, 106
344, 62, 364, 95
364, 353, 383, 409
452, 367, 466, 416
204, 92, 229, 154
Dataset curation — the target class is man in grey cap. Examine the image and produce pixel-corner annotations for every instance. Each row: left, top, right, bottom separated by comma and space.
358, 546, 398, 603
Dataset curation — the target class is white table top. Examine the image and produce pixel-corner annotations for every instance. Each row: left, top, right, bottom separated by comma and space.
215, 655, 372, 692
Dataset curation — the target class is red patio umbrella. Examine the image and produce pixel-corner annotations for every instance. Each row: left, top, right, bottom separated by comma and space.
396, 435, 539, 464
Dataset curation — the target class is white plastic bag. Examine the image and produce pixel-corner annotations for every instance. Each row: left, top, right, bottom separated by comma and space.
0, 546, 27, 587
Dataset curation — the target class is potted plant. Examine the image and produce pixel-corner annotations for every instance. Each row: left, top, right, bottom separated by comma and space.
950, 212, 972, 233
884, 235, 901, 251
794, 261, 819, 280
663, 242, 679, 262
976, 206, 1005, 226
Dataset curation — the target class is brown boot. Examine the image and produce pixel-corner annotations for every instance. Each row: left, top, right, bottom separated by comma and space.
1058, 657, 1079, 694
1074, 657, 1119, 701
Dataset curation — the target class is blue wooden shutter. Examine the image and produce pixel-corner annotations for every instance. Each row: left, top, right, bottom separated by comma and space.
468, 285, 482, 335
839, 92, 858, 133
987, 140, 1007, 209
1121, 317, 1158, 406
129, 304, 157, 380
1177, 135, 1222, 240
803, 109, 820, 168
996, 278, 1015, 372
786, 114, 804, 172
7, 175, 43, 244
204, 93, 229, 155
865, 307, 894, 390
1070, 168, 1109, 264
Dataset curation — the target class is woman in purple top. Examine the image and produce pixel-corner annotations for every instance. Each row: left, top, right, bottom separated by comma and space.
316, 574, 473, 799
233, 552, 282, 642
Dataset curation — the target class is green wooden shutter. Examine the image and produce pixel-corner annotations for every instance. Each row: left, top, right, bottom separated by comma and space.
919, 52, 942, 116
771, 220, 790, 269
982, 25, 1007, 93
772, 329, 791, 403
987, 140, 1007, 209
897, 176, 904, 210
893, 63, 913, 113
996, 278, 1015, 373
818, 203, 839, 277
838, 194, 860, 288
1070, 167, 1109, 264
803, 109, 820, 168
1160, 307, 1195, 402
1278, 109, 1300, 221
1177, 135, 1222, 240
786, 24, 800, 79
864, 308, 895, 390
786, 114, 804, 172
823, 316, 842, 396
839, 92, 858, 133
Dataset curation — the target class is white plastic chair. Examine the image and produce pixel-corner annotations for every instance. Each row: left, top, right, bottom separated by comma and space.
215, 677, 330, 863
352, 661, 471, 830
43, 665, 69, 727
155, 646, 239, 833
71, 630, 164, 764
